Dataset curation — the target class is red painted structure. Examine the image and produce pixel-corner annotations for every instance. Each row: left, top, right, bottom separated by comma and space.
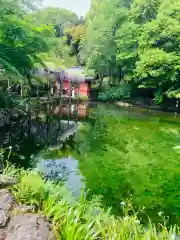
56, 67, 95, 99
61, 80, 88, 98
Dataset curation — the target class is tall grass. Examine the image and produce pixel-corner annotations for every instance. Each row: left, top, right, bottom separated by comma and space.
5, 166, 178, 239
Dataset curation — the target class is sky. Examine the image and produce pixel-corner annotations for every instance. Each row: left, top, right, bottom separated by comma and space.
42, 0, 91, 16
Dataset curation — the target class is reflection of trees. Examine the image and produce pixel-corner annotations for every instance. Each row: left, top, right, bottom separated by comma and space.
0, 105, 78, 169
74, 106, 180, 225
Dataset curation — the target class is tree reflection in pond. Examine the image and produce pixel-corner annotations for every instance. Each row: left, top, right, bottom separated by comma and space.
73, 104, 180, 225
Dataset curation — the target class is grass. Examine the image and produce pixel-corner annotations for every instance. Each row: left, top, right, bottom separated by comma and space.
3, 164, 179, 239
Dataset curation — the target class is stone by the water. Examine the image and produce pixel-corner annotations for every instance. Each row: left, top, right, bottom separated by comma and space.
0, 209, 9, 228
0, 190, 56, 240
0, 175, 16, 189
0, 190, 15, 211
6, 214, 56, 240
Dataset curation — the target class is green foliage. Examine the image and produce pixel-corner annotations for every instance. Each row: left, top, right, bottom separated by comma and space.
9, 166, 179, 239
26, 7, 84, 67
25, 7, 79, 27
135, 49, 179, 84
83, 0, 129, 82
83, 0, 180, 101
98, 84, 132, 101
0, 0, 83, 97
0, 0, 54, 87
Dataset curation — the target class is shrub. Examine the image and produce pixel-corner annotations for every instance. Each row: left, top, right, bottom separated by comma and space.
98, 84, 132, 102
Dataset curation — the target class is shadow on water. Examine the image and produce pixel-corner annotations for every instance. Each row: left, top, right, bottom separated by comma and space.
1, 101, 180, 225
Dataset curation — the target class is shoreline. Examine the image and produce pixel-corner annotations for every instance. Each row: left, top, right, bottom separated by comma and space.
115, 100, 179, 114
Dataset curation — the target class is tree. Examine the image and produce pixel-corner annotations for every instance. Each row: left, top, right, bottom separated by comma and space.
0, 0, 54, 88
83, 0, 129, 85
82, 0, 180, 102
65, 24, 86, 64
25, 7, 81, 67
135, 0, 180, 100
130, 0, 163, 24
25, 7, 79, 29
116, 22, 141, 81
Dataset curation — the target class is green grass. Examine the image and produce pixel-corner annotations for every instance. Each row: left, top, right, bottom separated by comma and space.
3, 165, 179, 239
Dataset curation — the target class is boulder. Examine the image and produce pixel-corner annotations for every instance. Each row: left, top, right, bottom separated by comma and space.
12, 205, 35, 214
0, 190, 15, 211
0, 229, 7, 240
6, 213, 56, 240
0, 209, 9, 228
0, 175, 16, 189
0, 190, 15, 229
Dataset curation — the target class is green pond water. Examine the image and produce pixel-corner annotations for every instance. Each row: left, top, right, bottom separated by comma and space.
1, 102, 180, 225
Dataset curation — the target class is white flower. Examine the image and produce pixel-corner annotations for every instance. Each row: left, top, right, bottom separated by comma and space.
170, 233, 176, 240
157, 211, 163, 217
9, 146, 12, 150
120, 201, 126, 206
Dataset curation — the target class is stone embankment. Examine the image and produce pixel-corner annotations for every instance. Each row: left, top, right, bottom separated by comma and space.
0, 178, 55, 240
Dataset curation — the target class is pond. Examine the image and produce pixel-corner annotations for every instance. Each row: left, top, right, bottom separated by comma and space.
1, 101, 180, 225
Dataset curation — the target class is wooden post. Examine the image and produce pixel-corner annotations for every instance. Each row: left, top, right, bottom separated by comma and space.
59, 75, 63, 106
36, 82, 39, 98
69, 80, 72, 105
28, 106, 31, 136
48, 78, 50, 102
20, 84, 23, 98
68, 81, 72, 126
77, 82, 80, 102
174, 99, 179, 118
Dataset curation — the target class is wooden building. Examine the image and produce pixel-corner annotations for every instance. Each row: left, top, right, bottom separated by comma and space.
57, 67, 95, 100
32, 67, 96, 100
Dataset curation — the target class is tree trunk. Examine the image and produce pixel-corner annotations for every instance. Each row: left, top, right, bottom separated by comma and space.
99, 71, 103, 89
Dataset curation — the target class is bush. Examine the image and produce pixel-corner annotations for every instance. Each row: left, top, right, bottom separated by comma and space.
98, 84, 132, 102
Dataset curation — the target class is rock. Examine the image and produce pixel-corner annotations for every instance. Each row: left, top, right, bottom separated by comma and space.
12, 205, 35, 214
116, 101, 132, 107
0, 175, 17, 189
0, 190, 15, 211
0, 190, 15, 229
0, 229, 7, 240
0, 209, 9, 228
6, 213, 56, 240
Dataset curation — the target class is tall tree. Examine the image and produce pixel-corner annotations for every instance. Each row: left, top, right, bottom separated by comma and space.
0, 0, 54, 86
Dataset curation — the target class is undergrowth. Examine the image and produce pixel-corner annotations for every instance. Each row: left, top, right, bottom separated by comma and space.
4, 164, 179, 240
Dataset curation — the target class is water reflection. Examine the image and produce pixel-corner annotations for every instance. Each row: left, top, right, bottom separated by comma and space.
1, 101, 180, 225
0, 101, 89, 169
37, 157, 84, 196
